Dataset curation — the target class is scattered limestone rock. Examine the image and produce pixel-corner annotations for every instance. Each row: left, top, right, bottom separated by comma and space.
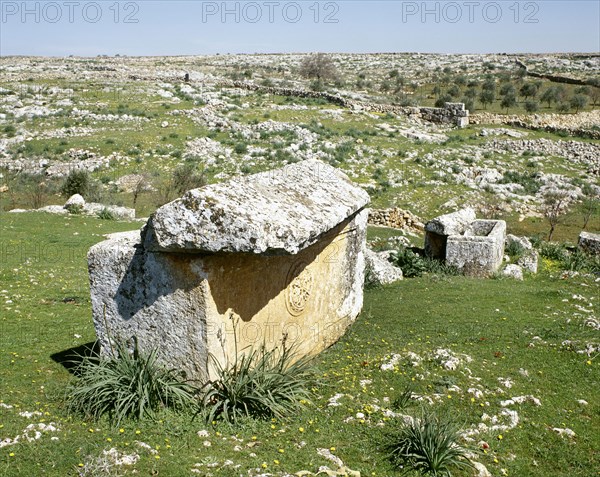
64, 194, 85, 211
364, 249, 403, 285
472, 461, 492, 477
517, 251, 538, 274
578, 231, 600, 255
368, 207, 424, 231
503, 264, 524, 280
506, 234, 533, 251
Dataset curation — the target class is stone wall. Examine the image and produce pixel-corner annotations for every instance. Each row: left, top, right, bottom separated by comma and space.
578, 231, 600, 255
224, 81, 469, 127
368, 207, 424, 231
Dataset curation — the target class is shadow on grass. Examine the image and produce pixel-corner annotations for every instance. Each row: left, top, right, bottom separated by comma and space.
50, 341, 100, 375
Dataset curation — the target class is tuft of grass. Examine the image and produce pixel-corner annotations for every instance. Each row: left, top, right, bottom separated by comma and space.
67, 339, 196, 425
198, 341, 315, 424
385, 412, 473, 476
505, 240, 525, 259
97, 207, 116, 220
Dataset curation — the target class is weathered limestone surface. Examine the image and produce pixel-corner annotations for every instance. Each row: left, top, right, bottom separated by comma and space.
446, 220, 506, 277
88, 160, 369, 382
64, 194, 85, 210
144, 159, 370, 255
506, 234, 533, 251
364, 249, 403, 285
517, 251, 538, 274
503, 264, 524, 280
578, 231, 600, 255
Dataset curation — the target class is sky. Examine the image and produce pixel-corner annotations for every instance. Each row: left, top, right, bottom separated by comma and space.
0, 0, 599, 56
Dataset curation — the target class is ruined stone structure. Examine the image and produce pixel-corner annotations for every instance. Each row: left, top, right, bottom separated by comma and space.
368, 207, 424, 231
578, 231, 600, 255
424, 208, 506, 277
418, 103, 469, 128
88, 160, 369, 381
224, 81, 469, 127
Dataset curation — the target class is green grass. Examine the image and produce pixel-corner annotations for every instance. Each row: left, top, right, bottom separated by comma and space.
0, 213, 598, 476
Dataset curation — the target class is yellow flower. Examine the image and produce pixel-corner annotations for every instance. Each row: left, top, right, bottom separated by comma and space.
278, 448, 284, 453
330, 447, 336, 451
299, 427, 305, 432
9, 453, 15, 457
498, 434, 503, 440
261, 462, 268, 469
119, 428, 125, 433
274, 459, 280, 465
154, 455, 160, 460
135, 430, 141, 435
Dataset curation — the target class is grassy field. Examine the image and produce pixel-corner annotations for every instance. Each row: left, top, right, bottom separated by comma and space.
0, 212, 598, 476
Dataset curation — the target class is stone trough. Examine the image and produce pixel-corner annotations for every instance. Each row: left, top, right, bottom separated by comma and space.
88, 160, 370, 382
425, 208, 506, 277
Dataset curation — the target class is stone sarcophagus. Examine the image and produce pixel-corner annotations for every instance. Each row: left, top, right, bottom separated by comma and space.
88, 160, 370, 381
424, 208, 506, 277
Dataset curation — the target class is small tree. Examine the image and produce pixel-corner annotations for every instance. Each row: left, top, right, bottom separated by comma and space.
540, 87, 558, 108
500, 93, 517, 113
479, 89, 495, 109
61, 169, 92, 198
543, 190, 570, 241
500, 83, 516, 97
525, 100, 539, 113
435, 94, 453, 108
461, 96, 475, 113
299, 53, 338, 83
570, 94, 588, 113
588, 78, 600, 106
132, 174, 151, 209
520, 82, 538, 100
581, 185, 599, 230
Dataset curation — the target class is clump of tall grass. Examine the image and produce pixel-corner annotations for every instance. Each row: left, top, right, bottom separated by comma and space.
67, 339, 196, 425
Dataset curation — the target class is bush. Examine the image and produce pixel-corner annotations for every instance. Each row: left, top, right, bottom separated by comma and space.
499, 171, 541, 195
391, 248, 460, 278
97, 207, 115, 220
385, 412, 473, 476
67, 339, 196, 425
391, 248, 427, 278
505, 240, 525, 259
60, 169, 94, 198
172, 163, 207, 195
538, 241, 568, 261
199, 340, 315, 424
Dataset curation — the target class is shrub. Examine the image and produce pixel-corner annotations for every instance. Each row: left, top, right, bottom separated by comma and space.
505, 240, 525, 259
171, 163, 207, 195
391, 248, 427, 278
391, 248, 460, 278
538, 241, 568, 261
499, 171, 541, 195
97, 207, 115, 220
67, 339, 196, 425
61, 169, 94, 198
198, 340, 315, 424
385, 412, 473, 476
